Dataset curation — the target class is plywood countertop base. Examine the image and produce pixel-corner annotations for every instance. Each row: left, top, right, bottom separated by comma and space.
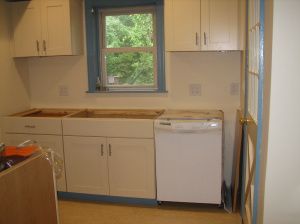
9, 108, 164, 119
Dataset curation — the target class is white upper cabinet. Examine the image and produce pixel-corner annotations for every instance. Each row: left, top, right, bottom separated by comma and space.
165, 0, 244, 51
11, 0, 83, 57
41, 0, 71, 56
201, 0, 239, 51
11, 1, 41, 57
164, 0, 201, 51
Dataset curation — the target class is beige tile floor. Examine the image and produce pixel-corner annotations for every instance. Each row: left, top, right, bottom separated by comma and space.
58, 200, 241, 224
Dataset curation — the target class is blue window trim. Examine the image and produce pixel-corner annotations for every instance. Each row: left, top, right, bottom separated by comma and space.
85, 0, 165, 93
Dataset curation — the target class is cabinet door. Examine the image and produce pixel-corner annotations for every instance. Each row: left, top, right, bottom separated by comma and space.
108, 138, 155, 199
11, 0, 42, 57
64, 136, 109, 195
201, 0, 239, 50
3, 133, 67, 192
165, 0, 201, 51
41, 0, 72, 56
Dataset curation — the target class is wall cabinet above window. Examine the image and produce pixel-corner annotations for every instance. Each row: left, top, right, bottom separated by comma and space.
164, 0, 245, 51
11, 0, 83, 57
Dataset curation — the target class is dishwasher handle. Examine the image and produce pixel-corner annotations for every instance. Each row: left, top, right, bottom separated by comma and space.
154, 119, 222, 132
154, 121, 173, 131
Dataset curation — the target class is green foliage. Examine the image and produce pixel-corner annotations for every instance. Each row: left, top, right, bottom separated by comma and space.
104, 12, 155, 86
105, 13, 153, 48
106, 52, 153, 85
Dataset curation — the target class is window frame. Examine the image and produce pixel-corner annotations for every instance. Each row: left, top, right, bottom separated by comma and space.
100, 6, 158, 91
85, 0, 165, 93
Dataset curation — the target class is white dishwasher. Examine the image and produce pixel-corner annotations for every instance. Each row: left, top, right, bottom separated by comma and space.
155, 110, 223, 204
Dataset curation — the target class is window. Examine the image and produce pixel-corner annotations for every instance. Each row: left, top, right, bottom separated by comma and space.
85, 0, 165, 93
101, 7, 157, 90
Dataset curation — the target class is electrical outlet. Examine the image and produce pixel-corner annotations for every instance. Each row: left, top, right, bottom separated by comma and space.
189, 84, 202, 96
230, 82, 240, 95
59, 85, 69, 96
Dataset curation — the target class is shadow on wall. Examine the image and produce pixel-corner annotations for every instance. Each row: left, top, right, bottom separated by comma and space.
0, 1, 31, 117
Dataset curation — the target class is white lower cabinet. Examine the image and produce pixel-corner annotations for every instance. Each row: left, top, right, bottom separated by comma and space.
63, 136, 109, 195
64, 136, 155, 199
108, 138, 155, 199
3, 133, 67, 192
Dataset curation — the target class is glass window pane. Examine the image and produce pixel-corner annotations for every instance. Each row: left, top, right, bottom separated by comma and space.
104, 52, 154, 86
105, 13, 154, 48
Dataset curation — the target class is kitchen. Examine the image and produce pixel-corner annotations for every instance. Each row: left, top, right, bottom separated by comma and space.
0, 0, 299, 224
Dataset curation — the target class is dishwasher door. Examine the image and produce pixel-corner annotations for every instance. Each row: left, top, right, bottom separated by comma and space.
154, 119, 223, 204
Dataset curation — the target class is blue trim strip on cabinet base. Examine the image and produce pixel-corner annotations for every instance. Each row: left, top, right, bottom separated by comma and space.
223, 184, 232, 213
57, 192, 158, 206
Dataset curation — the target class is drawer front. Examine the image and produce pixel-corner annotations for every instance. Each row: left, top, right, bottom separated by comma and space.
62, 119, 154, 138
2, 117, 62, 135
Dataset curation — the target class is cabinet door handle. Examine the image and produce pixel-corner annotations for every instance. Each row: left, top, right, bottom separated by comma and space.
36, 40, 40, 53
24, 125, 36, 129
43, 40, 47, 52
195, 32, 199, 46
100, 144, 104, 156
204, 32, 207, 45
108, 144, 112, 156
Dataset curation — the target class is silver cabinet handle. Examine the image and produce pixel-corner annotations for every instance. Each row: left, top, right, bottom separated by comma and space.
24, 125, 36, 129
43, 40, 47, 52
100, 144, 104, 156
195, 32, 199, 45
36, 40, 40, 53
204, 32, 207, 45
108, 144, 112, 156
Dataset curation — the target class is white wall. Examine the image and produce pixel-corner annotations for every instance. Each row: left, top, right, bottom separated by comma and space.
0, 1, 31, 141
263, 0, 300, 223
24, 0, 241, 184
28, 51, 241, 184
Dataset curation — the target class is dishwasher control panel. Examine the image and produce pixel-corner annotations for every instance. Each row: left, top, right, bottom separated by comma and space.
155, 119, 222, 131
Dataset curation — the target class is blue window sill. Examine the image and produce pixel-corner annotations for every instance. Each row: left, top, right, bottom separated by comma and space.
86, 90, 168, 94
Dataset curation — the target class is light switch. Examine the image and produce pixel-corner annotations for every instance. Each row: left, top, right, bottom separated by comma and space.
230, 82, 240, 95
189, 84, 202, 96
59, 85, 69, 96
